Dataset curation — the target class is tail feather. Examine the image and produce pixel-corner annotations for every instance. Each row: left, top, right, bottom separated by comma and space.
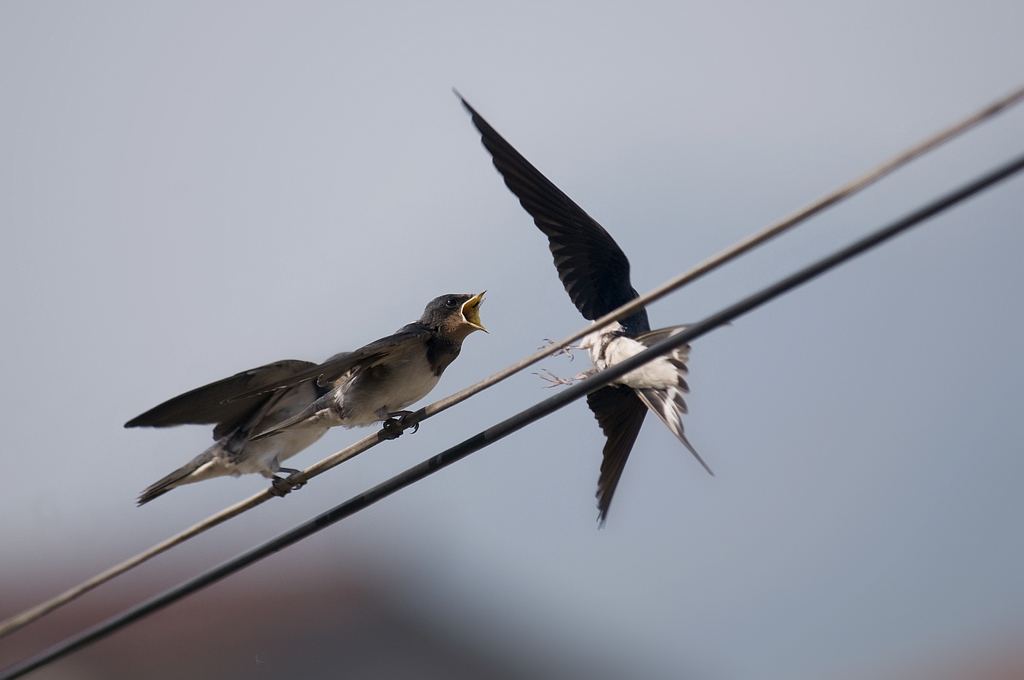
636, 387, 713, 476
138, 450, 217, 506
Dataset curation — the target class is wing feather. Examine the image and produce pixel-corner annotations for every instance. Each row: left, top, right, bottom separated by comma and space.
587, 385, 648, 525
460, 96, 650, 335
225, 325, 434, 402
635, 388, 712, 476
125, 359, 318, 439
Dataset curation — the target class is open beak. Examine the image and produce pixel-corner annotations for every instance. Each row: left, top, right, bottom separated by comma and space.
460, 291, 488, 333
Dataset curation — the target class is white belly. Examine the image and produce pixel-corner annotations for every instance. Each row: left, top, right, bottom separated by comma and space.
581, 323, 681, 390
600, 336, 678, 390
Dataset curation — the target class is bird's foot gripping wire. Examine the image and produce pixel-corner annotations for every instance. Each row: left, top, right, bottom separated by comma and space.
534, 368, 595, 388
378, 410, 421, 441
267, 468, 306, 497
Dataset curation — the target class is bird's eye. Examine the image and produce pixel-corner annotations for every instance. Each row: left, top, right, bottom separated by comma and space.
445, 298, 458, 308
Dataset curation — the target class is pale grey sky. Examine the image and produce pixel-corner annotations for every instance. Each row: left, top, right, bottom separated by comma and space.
1, 2, 1022, 678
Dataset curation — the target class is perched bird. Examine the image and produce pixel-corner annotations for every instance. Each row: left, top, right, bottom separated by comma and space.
125, 361, 331, 504
459, 96, 710, 523
232, 292, 487, 439
127, 292, 486, 504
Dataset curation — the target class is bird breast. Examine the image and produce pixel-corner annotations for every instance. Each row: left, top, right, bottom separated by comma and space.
337, 346, 441, 427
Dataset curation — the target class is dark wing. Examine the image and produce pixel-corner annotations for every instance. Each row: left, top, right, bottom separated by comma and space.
460, 96, 650, 335
587, 385, 649, 525
226, 324, 434, 401
125, 359, 318, 439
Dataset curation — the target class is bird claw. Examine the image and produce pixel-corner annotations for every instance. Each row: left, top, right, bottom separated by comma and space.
379, 411, 421, 441
534, 369, 590, 388
379, 420, 403, 441
268, 472, 305, 497
539, 338, 580, 361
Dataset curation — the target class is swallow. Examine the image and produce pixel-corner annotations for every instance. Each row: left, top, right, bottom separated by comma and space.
235, 292, 487, 439
459, 96, 711, 523
125, 360, 332, 504
127, 293, 486, 504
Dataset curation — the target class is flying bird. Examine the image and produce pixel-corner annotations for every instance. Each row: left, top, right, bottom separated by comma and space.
459, 96, 710, 523
127, 292, 486, 504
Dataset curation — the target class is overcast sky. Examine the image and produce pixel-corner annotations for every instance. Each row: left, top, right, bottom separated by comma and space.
1, 2, 1022, 678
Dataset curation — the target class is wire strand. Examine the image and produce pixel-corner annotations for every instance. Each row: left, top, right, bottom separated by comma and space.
4, 150, 1022, 680
1, 84, 1021, 640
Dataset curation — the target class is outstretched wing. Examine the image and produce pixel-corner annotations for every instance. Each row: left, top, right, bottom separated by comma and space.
125, 359, 317, 439
226, 324, 434, 402
460, 96, 650, 335
587, 385, 649, 525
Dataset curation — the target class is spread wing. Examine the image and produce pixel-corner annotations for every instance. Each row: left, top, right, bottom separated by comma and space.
226, 324, 434, 402
124, 359, 317, 440
587, 385, 649, 525
460, 96, 650, 335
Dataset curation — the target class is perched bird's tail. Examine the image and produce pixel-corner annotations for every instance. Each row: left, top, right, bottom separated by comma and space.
138, 450, 217, 506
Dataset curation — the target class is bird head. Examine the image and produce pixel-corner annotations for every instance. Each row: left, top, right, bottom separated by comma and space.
421, 292, 488, 340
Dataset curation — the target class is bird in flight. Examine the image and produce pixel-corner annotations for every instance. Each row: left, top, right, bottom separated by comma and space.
459, 95, 710, 523
126, 292, 486, 504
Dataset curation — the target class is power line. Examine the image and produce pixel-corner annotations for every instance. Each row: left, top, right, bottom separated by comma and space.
4, 150, 1021, 680
0, 83, 1020, 641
